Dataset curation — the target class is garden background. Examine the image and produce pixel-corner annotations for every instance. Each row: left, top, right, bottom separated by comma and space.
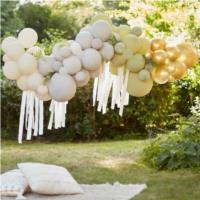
1, 1, 200, 199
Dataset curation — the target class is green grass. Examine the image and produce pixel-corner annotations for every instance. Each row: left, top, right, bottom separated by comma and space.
1, 139, 200, 200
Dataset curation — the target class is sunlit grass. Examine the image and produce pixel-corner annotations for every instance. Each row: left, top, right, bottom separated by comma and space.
1, 140, 200, 200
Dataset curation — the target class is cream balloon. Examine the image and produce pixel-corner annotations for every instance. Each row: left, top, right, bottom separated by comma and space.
137, 38, 150, 55
117, 25, 131, 38
114, 42, 125, 54
17, 75, 28, 91
127, 72, 153, 97
132, 26, 143, 37
37, 85, 48, 96
59, 46, 71, 58
74, 70, 90, 87
91, 20, 112, 41
18, 28, 38, 48
111, 54, 126, 66
122, 34, 141, 53
81, 48, 102, 70
100, 42, 114, 61
18, 53, 37, 75
3, 61, 21, 80
4, 41, 25, 60
1, 36, 17, 52
126, 54, 145, 72
91, 38, 103, 50
75, 31, 93, 49
48, 73, 76, 102
27, 72, 44, 90
63, 56, 82, 74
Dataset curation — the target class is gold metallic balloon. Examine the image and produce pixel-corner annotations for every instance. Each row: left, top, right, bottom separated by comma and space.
152, 50, 168, 65
171, 61, 187, 79
177, 43, 198, 68
168, 75, 176, 82
151, 39, 166, 51
164, 61, 176, 73
151, 66, 170, 84
127, 72, 153, 97
145, 50, 153, 59
166, 46, 180, 61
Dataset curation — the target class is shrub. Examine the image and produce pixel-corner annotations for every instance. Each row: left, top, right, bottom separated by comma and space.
144, 114, 200, 170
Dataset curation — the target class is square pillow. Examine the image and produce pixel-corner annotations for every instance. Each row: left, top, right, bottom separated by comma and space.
18, 162, 84, 195
0, 169, 28, 199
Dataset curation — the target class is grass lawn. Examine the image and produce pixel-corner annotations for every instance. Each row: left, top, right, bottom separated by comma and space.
1, 139, 200, 200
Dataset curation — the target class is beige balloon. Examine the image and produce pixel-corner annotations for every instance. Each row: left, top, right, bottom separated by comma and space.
74, 70, 90, 87
37, 85, 48, 96
18, 53, 37, 75
122, 34, 141, 53
27, 72, 44, 91
3, 61, 21, 80
177, 43, 198, 68
1, 36, 17, 52
18, 28, 38, 48
63, 56, 82, 75
17, 75, 28, 91
127, 72, 153, 97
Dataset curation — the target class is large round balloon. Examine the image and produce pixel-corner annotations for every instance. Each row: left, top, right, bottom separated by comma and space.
75, 31, 93, 49
127, 72, 153, 97
18, 53, 37, 75
18, 28, 38, 48
91, 20, 112, 41
81, 48, 102, 70
171, 61, 187, 79
3, 61, 21, 80
177, 43, 198, 68
48, 73, 76, 102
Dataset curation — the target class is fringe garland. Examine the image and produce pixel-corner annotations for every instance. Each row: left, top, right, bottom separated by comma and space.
18, 91, 44, 144
48, 100, 68, 130
93, 62, 129, 116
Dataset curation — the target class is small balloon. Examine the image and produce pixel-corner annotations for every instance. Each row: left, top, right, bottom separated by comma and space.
171, 61, 187, 79
63, 56, 82, 74
75, 31, 93, 49
137, 38, 150, 55
17, 75, 28, 91
27, 72, 44, 90
152, 50, 168, 65
166, 46, 180, 61
37, 85, 48, 96
132, 26, 143, 37
100, 42, 114, 61
59, 46, 71, 58
117, 25, 131, 38
138, 69, 150, 81
74, 70, 90, 87
111, 54, 126, 67
114, 42, 125, 54
151, 66, 170, 84
126, 54, 145, 73
91, 38, 103, 50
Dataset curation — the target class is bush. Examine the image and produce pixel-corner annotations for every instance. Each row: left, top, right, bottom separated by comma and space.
144, 115, 200, 170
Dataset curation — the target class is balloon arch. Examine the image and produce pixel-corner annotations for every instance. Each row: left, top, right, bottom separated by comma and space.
1, 14, 198, 143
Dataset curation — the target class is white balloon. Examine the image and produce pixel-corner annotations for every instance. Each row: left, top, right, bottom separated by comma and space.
59, 46, 71, 58
74, 70, 90, 87
18, 28, 38, 48
17, 75, 28, 91
1, 36, 18, 52
91, 20, 112, 41
52, 61, 62, 71
18, 53, 37, 75
27, 46, 44, 57
52, 43, 63, 61
3, 61, 21, 80
2, 55, 11, 62
91, 38, 103, 50
37, 85, 48, 96
38, 55, 55, 75
75, 31, 93, 49
70, 41, 82, 56
81, 48, 102, 70
4, 41, 25, 60
63, 56, 82, 74
100, 42, 114, 61
48, 73, 76, 102
27, 72, 44, 90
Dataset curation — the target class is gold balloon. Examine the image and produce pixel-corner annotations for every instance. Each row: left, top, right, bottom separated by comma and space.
166, 46, 180, 61
152, 50, 168, 65
164, 61, 176, 73
145, 50, 153, 59
168, 75, 176, 82
127, 72, 153, 97
111, 54, 126, 66
151, 66, 170, 84
151, 39, 166, 51
171, 61, 187, 79
177, 43, 198, 68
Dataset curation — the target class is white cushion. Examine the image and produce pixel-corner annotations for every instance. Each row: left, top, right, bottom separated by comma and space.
18, 163, 84, 195
0, 169, 28, 198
